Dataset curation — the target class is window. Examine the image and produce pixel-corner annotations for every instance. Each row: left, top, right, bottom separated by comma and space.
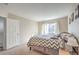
42, 23, 58, 35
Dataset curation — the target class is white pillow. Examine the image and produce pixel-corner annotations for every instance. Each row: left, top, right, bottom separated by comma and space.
67, 36, 78, 46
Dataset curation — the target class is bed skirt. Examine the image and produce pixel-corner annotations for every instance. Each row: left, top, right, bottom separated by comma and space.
29, 46, 59, 55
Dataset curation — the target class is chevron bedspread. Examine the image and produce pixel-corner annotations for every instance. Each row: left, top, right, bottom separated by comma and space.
27, 36, 61, 49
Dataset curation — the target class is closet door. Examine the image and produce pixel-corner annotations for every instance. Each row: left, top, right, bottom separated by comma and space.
6, 18, 20, 49
14, 19, 20, 45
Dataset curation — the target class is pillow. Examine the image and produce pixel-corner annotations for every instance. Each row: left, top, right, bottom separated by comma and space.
67, 36, 78, 46
59, 32, 72, 41
58, 32, 72, 48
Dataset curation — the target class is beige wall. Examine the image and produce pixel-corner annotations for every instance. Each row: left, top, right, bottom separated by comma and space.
58, 17, 68, 32
38, 16, 68, 34
20, 18, 38, 43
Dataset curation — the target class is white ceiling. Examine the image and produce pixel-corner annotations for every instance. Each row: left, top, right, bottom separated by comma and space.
0, 3, 77, 21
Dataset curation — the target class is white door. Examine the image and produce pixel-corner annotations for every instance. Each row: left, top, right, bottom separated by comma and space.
6, 18, 20, 49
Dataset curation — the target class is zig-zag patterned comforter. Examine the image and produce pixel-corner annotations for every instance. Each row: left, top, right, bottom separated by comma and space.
27, 35, 62, 49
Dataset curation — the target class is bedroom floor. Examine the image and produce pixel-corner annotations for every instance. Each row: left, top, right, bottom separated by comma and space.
0, 44, 70, 55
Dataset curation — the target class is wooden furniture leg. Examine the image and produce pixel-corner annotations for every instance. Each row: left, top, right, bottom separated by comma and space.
30, 47, 31, 51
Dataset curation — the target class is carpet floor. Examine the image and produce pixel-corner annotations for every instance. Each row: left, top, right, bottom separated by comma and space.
0, 44, 70, 55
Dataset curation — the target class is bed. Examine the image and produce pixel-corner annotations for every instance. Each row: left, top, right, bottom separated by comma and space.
27, 34, 62, 55
27, 32, 79, 55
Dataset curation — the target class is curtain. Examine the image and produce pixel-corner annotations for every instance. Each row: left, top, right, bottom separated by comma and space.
42, 23, 59, 35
